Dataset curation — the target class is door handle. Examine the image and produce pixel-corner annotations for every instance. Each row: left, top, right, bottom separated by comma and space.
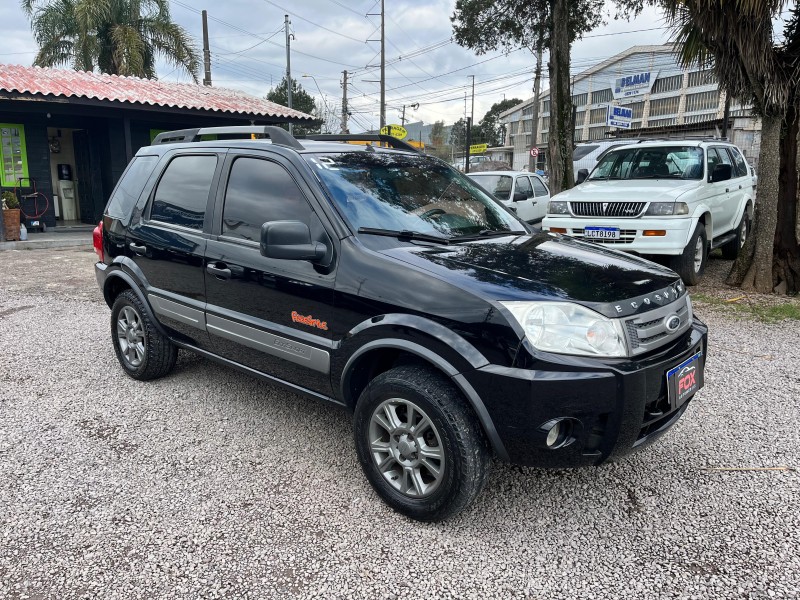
206, 263, 232, 280
129, 242, 146, 254
725, 188, 730, 193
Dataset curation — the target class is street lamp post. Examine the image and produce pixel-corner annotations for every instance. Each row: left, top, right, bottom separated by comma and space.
302, 74, 331, 133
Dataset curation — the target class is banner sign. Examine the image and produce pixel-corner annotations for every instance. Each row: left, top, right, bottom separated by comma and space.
607, 105, 634, 129
611, 70, 658, 99
380, 124, 408, 139
469, 143, 488, 155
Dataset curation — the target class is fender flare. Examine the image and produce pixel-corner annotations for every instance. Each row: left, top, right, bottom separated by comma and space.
687, 205, 713, 246
102, 268, 169, 338
341, 337, 509, 461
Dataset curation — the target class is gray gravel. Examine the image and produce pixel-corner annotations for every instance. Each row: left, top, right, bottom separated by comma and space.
0, 248, 799, 599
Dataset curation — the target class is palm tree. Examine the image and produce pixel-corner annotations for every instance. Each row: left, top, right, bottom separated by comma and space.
653, 0, 800, 293
22, 0, 200, 82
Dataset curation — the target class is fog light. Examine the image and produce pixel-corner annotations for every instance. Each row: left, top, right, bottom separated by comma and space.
643, 230, 666, 237
546, 422, 561, 447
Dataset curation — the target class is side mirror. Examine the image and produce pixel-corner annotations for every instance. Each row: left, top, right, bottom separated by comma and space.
513, 190, 528, 202
260, 220, 326, 261
711, 163, 733, 183
576, 168, 589, 184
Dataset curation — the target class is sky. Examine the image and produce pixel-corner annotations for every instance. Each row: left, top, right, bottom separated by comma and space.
0, 0, 677, 131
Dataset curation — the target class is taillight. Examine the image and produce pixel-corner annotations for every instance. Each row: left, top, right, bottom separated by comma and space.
93, 221, 104, 262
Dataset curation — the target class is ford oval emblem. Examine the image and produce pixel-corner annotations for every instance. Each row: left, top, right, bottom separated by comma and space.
664, 315, 681, 332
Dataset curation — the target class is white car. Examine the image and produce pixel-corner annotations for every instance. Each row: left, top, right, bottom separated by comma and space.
543, 139, 755, 285
468, 171, 551, 223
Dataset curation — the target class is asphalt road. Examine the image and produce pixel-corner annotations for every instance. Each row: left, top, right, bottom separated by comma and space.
0, 248, 798, 599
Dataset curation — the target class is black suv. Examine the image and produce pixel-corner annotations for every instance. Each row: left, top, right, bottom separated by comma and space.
94, 126, 707, 521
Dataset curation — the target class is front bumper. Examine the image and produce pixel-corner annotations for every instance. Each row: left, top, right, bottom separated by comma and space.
542, 216, 695, 255
465, 318, 708, 468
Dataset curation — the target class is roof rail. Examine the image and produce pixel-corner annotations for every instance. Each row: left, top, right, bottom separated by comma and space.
299, 133, 419, 153
152, 126, 305, 150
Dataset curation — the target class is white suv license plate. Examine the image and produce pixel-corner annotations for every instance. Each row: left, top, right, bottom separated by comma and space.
584, 226, 620, 240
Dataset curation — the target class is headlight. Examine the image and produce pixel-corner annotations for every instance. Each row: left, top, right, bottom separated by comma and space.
500, 301, 628, 357
645, 202, 689, 216
547, 201, 569, 215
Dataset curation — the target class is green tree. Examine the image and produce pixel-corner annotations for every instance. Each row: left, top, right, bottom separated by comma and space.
478, 98, 523, 146
266, 76, 321, 136
449, 117, 483, 149
452, 0, 605, 193
23, 0, 199, 81
627, 0, 800, 293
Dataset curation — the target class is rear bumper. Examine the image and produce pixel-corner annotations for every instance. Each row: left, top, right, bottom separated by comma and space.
465, 318, 708, 467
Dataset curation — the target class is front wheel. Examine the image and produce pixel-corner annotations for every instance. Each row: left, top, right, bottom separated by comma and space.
353, 365, 491, 522
671, 223, 707, 286
721, 212, 750, 260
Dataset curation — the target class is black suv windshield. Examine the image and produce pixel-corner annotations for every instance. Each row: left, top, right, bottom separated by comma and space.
305, 152, 522, 238
589, 146, 705, 181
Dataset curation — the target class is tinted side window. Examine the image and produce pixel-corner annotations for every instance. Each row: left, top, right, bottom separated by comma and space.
107, 155, 159, 219
573, 145, 599, 160
150, 155, 217, 230
530, 176, 549, 197
706, 148, 721, 176
515, 176, 532, 197
222, 157, 311, 242
728, 147, 749, 177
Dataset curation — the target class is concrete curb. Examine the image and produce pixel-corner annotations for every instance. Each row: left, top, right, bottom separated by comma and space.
0, 238, 91, 251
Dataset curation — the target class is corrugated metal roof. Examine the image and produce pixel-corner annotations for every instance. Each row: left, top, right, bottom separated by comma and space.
0, 63, 315, 121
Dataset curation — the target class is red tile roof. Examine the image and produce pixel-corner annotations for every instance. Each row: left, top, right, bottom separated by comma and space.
0, 63, 315, 121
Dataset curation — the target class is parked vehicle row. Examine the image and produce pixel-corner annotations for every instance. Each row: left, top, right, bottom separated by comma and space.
94, 127, 706, 521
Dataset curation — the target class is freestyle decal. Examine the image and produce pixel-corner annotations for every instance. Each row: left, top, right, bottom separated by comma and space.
291, 311, 329, 331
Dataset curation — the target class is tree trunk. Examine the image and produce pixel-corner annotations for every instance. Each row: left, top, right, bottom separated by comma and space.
546, 0, 574, 195
773, 102, 800, 293
727, 115, 781, 292
527, 41, 543, 173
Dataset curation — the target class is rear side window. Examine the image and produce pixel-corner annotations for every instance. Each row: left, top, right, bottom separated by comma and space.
150, 155, 217, 230
222, 157, 311, 242
106, 155, 158, 219
728, 147, 749, 177
515, 176, 532, 197
531, 177, 549, 197
573, 145, 599, 160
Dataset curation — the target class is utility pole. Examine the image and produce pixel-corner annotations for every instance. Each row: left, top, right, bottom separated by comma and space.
201, 10, 212, 86
401, 105, 406, 126
527, 44, 543, 172
284, 14, 293, 135
469, 75, 475, 125
341, 70, 349, 133
465, 116, 473, 174
380, 0, 386, 130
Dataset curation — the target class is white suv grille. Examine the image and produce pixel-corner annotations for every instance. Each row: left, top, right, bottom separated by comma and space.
570, 201, 646, 217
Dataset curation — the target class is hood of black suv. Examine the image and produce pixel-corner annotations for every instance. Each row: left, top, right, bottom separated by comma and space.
379, 231, 682, 317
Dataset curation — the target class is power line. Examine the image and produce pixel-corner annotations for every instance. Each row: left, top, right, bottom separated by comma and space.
259, 0, 367, 44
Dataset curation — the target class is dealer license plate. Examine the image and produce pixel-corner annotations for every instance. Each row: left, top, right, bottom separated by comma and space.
666, 351, 704, 408
584, 226, 620, 240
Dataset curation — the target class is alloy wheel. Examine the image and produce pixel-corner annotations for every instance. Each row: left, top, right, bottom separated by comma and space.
693, 236, 704, 272
117, 306, 145, 368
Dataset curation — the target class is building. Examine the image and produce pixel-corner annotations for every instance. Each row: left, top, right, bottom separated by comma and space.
0, 64, 315, 229
499, 45, 761, 172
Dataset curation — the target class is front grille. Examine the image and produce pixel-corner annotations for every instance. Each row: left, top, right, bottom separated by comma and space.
623, 295, 692, 355
571, 229, 637, 244
570, 201, 646, 217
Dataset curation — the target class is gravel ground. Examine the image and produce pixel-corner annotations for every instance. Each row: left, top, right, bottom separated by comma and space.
0, 248, 799, 599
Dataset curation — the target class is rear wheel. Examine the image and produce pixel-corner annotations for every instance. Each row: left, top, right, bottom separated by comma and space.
353, 365, 490, 522
721, 211, 750, 260
111, 290, 177, 380
671, 223, 707, 286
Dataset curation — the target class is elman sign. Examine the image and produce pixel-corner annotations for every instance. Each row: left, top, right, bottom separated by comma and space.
611, 70, 659, 99
607, 105, 633, 129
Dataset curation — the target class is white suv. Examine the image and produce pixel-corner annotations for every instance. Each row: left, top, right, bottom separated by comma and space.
543, 139, 755, 285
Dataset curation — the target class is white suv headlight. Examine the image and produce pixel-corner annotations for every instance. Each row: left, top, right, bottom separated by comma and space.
547, 201, 569, 215
500, 301, 628, 357
645, 202, 689, 216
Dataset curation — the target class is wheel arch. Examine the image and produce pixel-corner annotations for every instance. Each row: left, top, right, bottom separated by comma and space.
340, 338, 509, 461
103, 269, 169, 338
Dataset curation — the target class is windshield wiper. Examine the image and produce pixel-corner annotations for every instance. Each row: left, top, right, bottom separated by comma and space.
357, 227, 451, 244
451, 229, 526, 242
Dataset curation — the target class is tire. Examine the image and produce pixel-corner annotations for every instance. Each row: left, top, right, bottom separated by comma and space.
110, 289, 177, 380
721, 211, 750, 260
671, 223, 707, 286
353, 365, 491, 522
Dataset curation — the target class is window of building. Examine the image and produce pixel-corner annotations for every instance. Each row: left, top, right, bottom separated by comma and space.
0, 124, 29, 188
540, 132, 549, 144
525, 134, 532, 146
521, 119, 532, 133
541, 116, 550, 131
522, 106, 534, 116
647, 117, 677, 128
685, 90, 720, 112
651, 74, 683, 94
588, 126, 609, 140
574, 111, 585, 127
222, 157, 311, 242
589, 107, 607, 125
688, 69, 716, 87
630, 121, 642, 129
150, 155, 217, 230
625, 102, 645, 119
572, 93, 588, 107
684, 114, 716, 124
510, 121, 519, 135
574, 129, 584, 142
649, 96, 680, 117
541, 99, 550, 113
591, 88, 613, 104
